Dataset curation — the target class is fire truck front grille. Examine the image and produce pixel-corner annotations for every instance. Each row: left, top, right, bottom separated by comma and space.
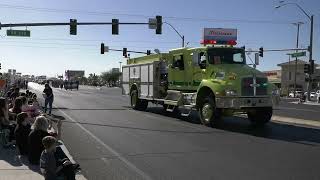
241, 77, 268, 96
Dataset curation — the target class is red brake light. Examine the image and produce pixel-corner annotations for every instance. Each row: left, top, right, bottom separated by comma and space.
201, 40, 217, 45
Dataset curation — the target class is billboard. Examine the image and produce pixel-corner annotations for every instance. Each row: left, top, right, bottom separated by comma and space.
203, 28, 237, 42
65, 70, 85, 81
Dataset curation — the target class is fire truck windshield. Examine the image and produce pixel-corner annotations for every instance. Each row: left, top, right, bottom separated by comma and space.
207, 48, 246, 65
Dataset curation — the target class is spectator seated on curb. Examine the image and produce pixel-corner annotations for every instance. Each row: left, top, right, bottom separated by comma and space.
10, 97, 23, 114
14, 112, 31, 155
40, 136, 77, 180
21, 96, 40, 121
10, 87, 20, 102
28, 116, 61, 165
0, 97, 16, 147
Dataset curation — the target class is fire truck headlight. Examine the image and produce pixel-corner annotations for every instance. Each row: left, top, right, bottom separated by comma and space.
225, 90, 238, 96
215, 72, 225, 80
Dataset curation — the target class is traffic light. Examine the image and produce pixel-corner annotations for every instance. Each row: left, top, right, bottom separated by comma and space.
259, 47, 263, 57
101, 43, 104, 54
123, 48, 127, 57
112, 19, 119, 35
0, 63, 2, 70
310, 60, 315, 74
147, 50, 151, 55
70, 19, 77, 35
304, 64, 310, 74
156, 16, 162, 34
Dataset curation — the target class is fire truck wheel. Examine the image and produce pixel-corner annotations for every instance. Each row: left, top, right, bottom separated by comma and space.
199, 97, 218, 127
139, 100, 148, 111
247, 107, 272, 126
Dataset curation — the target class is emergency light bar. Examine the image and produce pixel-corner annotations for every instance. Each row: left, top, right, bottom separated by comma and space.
200, 39, 237, 46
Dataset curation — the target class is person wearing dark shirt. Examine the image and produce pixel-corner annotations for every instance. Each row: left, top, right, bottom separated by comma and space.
40, 136, 76, 180
28, 116, 50, 165
14, 112, 31, 155
10, 97, 23, 114
10, 87, 20, 100
43, 84, 54, 115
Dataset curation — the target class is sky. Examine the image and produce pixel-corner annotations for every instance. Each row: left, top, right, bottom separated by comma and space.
0, 0, 319, 77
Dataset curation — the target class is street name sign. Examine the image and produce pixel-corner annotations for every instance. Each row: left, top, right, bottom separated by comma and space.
7, 29, 31, 37
291, 51, 306, 58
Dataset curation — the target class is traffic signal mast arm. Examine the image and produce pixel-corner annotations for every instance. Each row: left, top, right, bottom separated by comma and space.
0, 22, 150, 28
0, 16, 163, 34
246, 47, 308, 53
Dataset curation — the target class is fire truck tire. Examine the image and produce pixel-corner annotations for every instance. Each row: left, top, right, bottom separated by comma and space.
139, 100, 148, 111
247, 107, 272, 126
199, 96, 219, 127
130, 90, 148, 111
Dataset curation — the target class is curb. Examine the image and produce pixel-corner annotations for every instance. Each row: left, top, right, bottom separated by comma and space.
272, 115, 320, 128
59, 142, 87, 180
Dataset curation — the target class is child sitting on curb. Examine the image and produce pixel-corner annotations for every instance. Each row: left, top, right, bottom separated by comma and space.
40, 136, 76, 180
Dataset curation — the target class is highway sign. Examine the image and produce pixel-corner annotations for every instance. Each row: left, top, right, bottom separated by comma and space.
291, 51, 306, 58
7, 29, 30, 37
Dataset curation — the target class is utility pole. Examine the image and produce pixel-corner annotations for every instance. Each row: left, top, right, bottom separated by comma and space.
286, 53, 291, 96
293, 22, 303, 97
307, 15, 314, 100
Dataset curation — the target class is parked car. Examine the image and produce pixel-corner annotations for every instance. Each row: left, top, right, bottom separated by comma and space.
289, 91, 303, 98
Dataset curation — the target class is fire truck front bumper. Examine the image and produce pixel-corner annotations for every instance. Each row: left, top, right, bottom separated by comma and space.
215, 96, 275, 109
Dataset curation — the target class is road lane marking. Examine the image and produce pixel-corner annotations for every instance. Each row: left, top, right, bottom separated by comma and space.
57, 108, 153, 180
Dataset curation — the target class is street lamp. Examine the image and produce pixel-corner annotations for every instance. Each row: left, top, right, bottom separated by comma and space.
292, 22, 303, 97
163, 22, 185, 47
275, 1, 314, 100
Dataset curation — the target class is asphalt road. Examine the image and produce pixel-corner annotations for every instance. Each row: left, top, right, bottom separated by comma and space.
274, 98, 320, 121
29, 83, 320, 180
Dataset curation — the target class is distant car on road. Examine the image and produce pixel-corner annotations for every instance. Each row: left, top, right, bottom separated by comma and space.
289, 91, 303, 98
310, 92, 316, 98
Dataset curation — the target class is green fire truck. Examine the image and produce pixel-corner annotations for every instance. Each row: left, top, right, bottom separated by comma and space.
121, 29, 279, 127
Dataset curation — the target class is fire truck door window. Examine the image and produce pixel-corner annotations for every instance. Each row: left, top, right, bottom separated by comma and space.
173, 55, 184, 70
214, 56, 221, 64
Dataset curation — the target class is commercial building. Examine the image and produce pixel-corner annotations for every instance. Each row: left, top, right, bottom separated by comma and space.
263, 70, 281, 88
277, 59, 319, 95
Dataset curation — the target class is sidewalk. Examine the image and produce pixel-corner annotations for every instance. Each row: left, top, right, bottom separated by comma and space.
290, 100, 320, 106
0, 142, 87, 180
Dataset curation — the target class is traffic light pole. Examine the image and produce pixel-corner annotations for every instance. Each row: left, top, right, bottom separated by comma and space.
293, 22, 301, 98
307, 15, 314, 101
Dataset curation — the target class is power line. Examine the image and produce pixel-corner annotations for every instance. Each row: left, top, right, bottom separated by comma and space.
0, 3, 301, 25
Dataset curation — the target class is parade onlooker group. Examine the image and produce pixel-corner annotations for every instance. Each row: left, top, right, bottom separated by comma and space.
0, 83, 79, 180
